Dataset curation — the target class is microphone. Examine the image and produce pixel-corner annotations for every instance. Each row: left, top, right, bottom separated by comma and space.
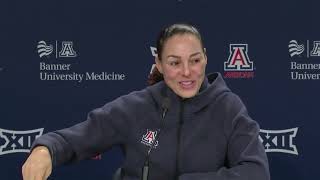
141, 98, 170, 180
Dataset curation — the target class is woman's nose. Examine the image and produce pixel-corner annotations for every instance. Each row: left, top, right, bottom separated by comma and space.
182, 63, 191, 76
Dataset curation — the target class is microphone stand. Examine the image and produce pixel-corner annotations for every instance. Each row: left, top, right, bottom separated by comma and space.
141, 100, 169, 180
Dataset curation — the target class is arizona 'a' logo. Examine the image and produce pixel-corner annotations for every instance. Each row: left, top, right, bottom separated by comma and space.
59, 41, 77, 57
0, 128, 44, 155
141, 129, 158, 147
259, 128, 298, 155
310, 41, 320, 56
224, 44, 253, 71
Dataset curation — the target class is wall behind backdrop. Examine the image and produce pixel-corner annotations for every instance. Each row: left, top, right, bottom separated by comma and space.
1, 0, 319, 179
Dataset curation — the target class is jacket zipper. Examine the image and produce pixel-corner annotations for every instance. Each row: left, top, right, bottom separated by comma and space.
175, 100, 184, 179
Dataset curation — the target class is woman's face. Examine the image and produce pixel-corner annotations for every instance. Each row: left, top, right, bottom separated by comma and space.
156, 34, 207, 98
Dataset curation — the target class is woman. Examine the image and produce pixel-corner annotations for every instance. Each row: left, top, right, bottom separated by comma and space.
22, 24, 270, 180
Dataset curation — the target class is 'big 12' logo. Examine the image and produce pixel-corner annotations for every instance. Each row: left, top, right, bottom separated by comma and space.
0, 128, 44, 155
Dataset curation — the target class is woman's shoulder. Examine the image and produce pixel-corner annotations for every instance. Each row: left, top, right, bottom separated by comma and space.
102, 83, 165, 112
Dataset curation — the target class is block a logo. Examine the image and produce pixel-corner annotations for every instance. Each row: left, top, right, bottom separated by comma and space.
259, 128, 298, 155
225, 44, 253, 71
0, 128, 44, 155
288, 40, 304, 57
224, 44, 254, 78
141, 129, 158, 148
310, 41, 320, 56
59, 41, 77, 57
37, 41, 53, 58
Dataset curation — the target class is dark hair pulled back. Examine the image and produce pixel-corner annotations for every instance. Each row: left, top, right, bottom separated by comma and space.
147, 23, 205, 86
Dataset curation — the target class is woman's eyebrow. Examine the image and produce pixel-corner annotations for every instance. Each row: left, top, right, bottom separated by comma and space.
166, 52, 202, 59
166, 55, 181, 59
190, 52, 202, 57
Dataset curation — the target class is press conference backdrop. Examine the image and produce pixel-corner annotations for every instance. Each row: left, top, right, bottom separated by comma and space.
0, 0, 319, 179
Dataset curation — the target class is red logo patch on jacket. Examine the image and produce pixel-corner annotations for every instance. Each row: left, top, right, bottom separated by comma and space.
141, 129, 158, 148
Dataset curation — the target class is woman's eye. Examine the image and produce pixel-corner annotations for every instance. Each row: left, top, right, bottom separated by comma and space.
191, 59, 200, 64
170, 61, 179, 66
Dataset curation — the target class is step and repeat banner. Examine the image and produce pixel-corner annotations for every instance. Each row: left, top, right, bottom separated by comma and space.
1, 0, 319, 179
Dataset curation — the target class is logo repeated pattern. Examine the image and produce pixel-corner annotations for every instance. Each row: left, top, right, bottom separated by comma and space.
37, 40, 77, 59
259, 128, 298, 155
37, 40, 125, 82
289, 40, 320, 80
224, 44, 254, 79
0, 128, 44, 155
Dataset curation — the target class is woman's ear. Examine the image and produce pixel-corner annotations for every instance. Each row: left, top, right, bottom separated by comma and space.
155, 57, 163, 74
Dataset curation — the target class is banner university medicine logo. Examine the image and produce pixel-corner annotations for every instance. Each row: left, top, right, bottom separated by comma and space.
37, 41, 54, 58
0, 128, 44, 155
37, 40, 77, 58
288, 40, 320, 58
141, 129, 158, 148
224, 44, 254, 78
288, 40, 320, 80
259, 128, 298, 155
288, 40, 304, 57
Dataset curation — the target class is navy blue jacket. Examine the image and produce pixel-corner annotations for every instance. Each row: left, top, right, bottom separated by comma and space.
32, 73, 270, 180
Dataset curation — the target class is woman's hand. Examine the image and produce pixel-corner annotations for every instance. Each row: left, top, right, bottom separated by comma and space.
22, 146, 52, 180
